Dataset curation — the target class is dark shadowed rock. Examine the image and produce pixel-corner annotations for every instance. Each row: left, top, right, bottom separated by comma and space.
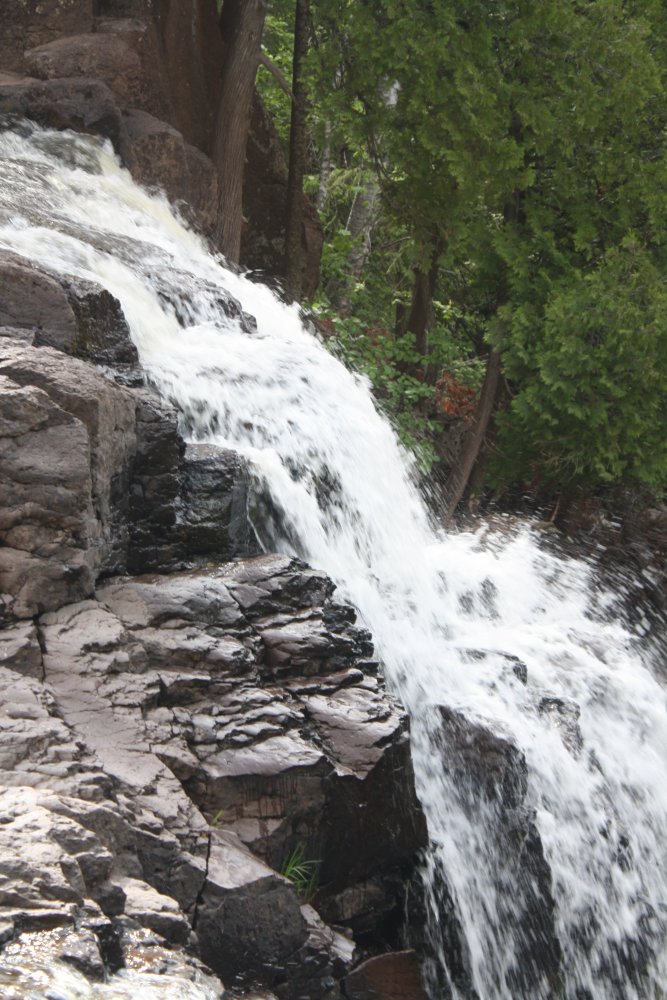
196, 829, 307, 984
124, 109, 219, 237
56, 274, 139, 366
0, 0, 94, 75
0, 78, 133, 165
343, 950, 428, 1000
432, 706, 562, 997
126, 385, 185, 573
179, 443, 261, 560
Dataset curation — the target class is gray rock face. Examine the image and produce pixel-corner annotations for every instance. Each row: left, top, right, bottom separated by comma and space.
0, 284, 428, 994
0, 343, 137, 613
0, 550, 425, 996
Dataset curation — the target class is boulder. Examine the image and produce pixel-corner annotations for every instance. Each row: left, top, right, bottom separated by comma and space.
0, 78, 133, 165
123, 109, 219, 237
24, 34, 144, 111
0, 0, 94, 75
0, 251, 77, 350
343, 950, 428, 1000
0, 251, 137, 365
96, 16, 172, 122
434, 707, 562, 997
196, 829, 308, 985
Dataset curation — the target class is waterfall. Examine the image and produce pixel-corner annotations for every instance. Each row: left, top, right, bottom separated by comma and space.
1, 124, 666, 1000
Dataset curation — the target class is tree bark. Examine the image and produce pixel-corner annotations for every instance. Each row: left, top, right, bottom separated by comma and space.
214, 0, 267, 263
399, 239, 442, 360
283, 0, 310, 302
442, 349, 502, 519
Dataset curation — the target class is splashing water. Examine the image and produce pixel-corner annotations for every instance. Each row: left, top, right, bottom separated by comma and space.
0, 125, 666, 999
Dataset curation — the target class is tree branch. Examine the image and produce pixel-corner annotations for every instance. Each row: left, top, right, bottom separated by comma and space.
259, 52, 293, 100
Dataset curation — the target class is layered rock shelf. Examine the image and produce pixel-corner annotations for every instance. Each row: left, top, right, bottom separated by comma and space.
0, 251, 427, 997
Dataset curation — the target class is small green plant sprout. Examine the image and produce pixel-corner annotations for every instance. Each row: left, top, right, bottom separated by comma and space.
281, 844, 320, 903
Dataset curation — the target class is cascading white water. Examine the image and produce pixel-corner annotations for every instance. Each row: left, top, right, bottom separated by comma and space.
1, 125, 666, 1000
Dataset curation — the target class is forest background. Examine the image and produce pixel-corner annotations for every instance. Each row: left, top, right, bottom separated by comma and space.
217, 0, 667, 519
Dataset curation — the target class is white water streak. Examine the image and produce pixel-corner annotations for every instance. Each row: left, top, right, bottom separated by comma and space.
1, 127, 666, 999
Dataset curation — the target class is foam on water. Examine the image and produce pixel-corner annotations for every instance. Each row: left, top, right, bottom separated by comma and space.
0, 125, 665, 999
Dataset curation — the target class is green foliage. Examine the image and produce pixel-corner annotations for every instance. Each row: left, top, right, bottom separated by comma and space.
281, 844, 319, 902
491, 239, 667, 490
260, 0, 667, 498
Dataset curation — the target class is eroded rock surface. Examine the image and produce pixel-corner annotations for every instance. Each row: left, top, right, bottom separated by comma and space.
0, 550, 425, 996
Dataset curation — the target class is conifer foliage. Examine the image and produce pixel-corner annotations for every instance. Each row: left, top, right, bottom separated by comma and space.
255, 0, 667, 500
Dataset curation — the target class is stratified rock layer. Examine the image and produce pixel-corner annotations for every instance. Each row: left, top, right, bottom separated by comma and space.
0, 255, 428, 998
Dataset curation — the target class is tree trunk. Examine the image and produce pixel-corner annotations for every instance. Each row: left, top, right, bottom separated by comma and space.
400, 239, 442, 360
442, 349, 502, 519
330, 173, 380, 315
283, 0, 310, 303
214, 0, 267, 263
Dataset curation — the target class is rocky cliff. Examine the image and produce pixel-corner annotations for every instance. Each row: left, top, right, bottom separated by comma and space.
0, 3, 422, 996
0, 251, 428, 997
0, 0, 323, 293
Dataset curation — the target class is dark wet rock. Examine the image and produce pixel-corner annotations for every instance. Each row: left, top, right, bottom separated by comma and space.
438, 706, 528, 809
434, 706, 562, 997
0, 78, 133, 165
179, 443, 261, 562
343, 950, 428, 1000
56, 274, 139, 366
126, 385, 185, 573
538, 695, 584, 755
196, 829, 307, 985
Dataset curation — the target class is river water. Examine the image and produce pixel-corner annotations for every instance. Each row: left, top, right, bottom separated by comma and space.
0, 125, 665, 999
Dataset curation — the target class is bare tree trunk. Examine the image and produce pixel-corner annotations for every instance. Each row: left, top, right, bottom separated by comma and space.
400, 239, 442, 360
442, 349, 502, 519
214, 0, 267, 263
283, 0, 310, 302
